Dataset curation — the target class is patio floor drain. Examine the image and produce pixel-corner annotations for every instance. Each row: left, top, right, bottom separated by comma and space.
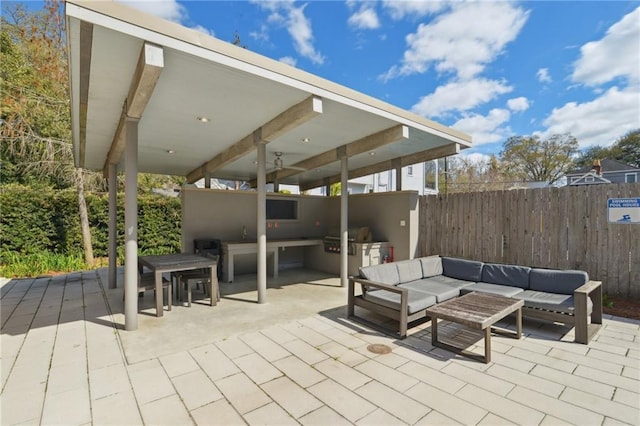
367, 343, 392, 354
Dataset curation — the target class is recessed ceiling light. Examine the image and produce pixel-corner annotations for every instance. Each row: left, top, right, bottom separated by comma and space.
301, 137, 311, 143
252, 160, 258, 165
196, 116, 210, 123
369, 151, 376, 156
167, 149, 175, 154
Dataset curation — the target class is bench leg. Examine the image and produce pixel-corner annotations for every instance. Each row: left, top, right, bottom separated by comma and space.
484, 327, 491, 364
576, 285, 603, 344
399, 306, 408, 338
431, 317, 438, 345
347, 280, 355, 317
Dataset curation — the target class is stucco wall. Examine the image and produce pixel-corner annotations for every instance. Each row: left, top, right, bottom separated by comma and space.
324, 191, 420, 261
181, 188, 420, 276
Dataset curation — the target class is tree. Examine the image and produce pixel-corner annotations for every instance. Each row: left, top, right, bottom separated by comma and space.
575, 145, 612, 168
1, 2, 73, 187
1, 0, 96, 264
611, 129, 640, 168
438, 155, 512, 193
574, 129, 640, 168
499, 134, 578, 184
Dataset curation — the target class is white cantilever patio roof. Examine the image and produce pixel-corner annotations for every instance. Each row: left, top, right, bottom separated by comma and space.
66, 0, 471, 190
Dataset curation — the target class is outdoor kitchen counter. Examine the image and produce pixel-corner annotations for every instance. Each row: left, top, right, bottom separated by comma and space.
222, 238, 323, 282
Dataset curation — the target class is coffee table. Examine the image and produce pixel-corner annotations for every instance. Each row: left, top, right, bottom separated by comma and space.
426, 292, 524, 363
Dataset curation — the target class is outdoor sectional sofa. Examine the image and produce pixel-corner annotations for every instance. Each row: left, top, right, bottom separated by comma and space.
347, 255, 602, 344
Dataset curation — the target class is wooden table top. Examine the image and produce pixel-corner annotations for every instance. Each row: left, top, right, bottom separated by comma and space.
426, 292, 524, 330
138, 253, 215, 273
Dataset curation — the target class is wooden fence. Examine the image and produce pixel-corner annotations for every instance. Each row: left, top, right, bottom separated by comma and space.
419, 183, 640, 298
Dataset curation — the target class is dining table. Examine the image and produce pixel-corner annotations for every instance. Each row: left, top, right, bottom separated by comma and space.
137, 253, 218, 317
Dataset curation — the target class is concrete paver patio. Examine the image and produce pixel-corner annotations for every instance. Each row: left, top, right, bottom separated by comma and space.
1, 268, 639, 425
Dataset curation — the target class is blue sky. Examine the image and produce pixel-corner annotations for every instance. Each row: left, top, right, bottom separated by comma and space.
28, 1, 640, 160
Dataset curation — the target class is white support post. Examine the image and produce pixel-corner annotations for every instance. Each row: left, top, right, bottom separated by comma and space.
124, 117, 139, 331
340, 154, 349, 287
108, 162, 117, 289
256, 136, 267, 304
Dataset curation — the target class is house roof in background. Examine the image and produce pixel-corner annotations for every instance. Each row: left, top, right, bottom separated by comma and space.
568, 171, 612, 186
567, 159, 640, 175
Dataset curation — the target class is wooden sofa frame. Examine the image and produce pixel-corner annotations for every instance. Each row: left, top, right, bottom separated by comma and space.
348, 276, 603, 344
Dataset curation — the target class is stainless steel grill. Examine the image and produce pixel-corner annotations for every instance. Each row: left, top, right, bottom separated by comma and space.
323, 227, 372, 255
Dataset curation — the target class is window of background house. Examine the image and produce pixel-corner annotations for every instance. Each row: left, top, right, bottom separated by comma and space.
626, 173, 637, 183
425, 160, 437, 191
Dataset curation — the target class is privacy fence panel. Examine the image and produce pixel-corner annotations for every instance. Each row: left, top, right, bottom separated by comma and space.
419, 183, 640, 298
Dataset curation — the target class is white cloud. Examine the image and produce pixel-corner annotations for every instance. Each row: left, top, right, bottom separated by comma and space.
348, 8, 380, 30
381, 2, 529, 81
250, 24, 270, 42
255, 1, 325, 65
451, 108, 512, 146
119, 0, 187, 23
279, 56, 297, 67
291, 7, 325, 64
382, 0, 451, 20
411, 78, 513, 118
536, 68, 552, 83
542, 86, 640, 148
572, 7, 640, 86
118, 0, 215, 35
458, 152, 493, 167
191, 25, 214, 37
507, 97, 530, 112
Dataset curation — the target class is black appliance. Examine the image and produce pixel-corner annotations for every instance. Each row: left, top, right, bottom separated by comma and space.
194, 238, 223, 279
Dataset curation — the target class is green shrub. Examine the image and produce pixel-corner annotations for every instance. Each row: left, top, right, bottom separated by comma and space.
1, 185, 182, 275
0, 250, 88, 277
0, 184, 58, 253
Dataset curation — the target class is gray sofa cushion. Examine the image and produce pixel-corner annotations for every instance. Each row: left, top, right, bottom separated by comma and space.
442, 257, 484, 282
364, 289, 437, 315
419, 274, 475, 288
460, 283, 524, 298
359, 263, 401, 285
396, 260, 424, 283
482, 263, 531, 289
516, 290, 592, 315
399, 279, 461, 303
529, 269, 588, 295
419, 256, 443, 278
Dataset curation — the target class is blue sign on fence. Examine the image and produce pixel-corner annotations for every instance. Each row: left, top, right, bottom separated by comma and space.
607, 198, 640, 224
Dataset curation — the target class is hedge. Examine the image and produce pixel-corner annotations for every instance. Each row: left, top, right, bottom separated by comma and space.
0, 184, 182, 258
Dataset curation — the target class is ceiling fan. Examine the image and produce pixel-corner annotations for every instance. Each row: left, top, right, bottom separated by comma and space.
266, 152, 307, 173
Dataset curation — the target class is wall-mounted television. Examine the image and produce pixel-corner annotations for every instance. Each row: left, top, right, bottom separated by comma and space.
266, 198, 298, 220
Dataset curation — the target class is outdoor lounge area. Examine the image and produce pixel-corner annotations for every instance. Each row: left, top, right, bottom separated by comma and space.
7, 1, 632, 424
2, 268, 639, 425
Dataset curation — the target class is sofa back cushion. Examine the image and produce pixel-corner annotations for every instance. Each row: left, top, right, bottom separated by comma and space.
529, 268, 588, 295
359, 263, 401, 285
396, 260, 424, 283
419, 256, 443, 278
481, 263, 531, 289
442, 257, 483, 282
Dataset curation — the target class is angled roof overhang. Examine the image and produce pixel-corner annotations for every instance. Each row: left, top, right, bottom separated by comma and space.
66, 0, 471, 189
